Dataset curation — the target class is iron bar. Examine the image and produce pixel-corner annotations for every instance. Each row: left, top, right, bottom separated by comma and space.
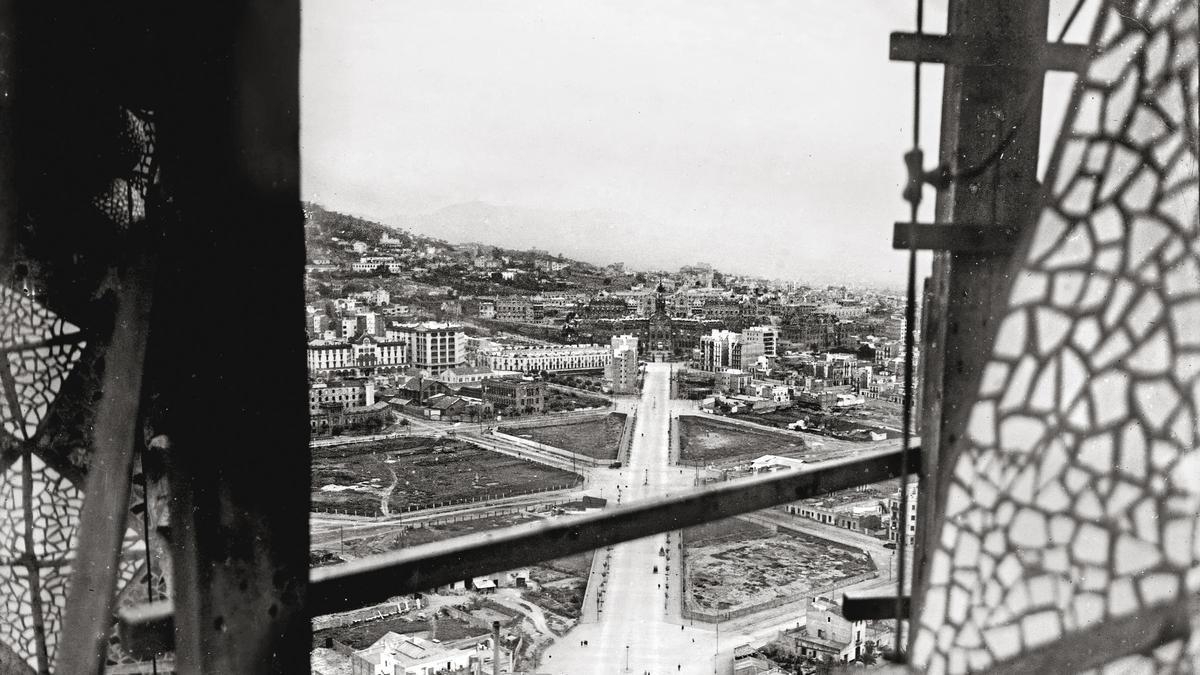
118, 445, 920, 656
842, 594, 911, 621
892, 222, 1021, 253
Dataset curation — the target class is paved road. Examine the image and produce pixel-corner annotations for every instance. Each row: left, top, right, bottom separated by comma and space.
542, 363, 751, 675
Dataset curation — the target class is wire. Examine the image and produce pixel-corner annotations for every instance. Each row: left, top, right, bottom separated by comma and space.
934, 0, 1089, 185
138, 447, 159, 675
1056, 0, 1089, 42
894, 0, 924, 660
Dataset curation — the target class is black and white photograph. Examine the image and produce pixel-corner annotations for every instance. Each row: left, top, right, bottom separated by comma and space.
0, 0, 1197, 673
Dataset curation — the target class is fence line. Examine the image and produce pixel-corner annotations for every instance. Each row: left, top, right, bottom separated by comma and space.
678, 570, 878, 624
311, 479, 585, 520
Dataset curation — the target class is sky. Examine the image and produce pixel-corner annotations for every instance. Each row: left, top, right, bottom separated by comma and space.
301, 0, 1098, 287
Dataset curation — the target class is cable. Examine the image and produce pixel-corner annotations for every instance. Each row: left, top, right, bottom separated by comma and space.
894, 0, 924, 660
926, 0, 1090, 187
1056, 0, 1089, 42
138, 447, 159, 675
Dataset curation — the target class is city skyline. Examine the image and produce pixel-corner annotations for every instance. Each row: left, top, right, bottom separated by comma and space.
301, 0, 1093, 285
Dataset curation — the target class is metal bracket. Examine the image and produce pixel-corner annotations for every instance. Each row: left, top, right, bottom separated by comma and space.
893, 222, 1020, 253
891, 32, 1093, 72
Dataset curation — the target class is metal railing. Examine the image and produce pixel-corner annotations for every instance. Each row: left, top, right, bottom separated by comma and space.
117, 444, 920, 658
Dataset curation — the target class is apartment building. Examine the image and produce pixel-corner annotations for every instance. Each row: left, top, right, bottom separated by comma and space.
483, 344, 612, 374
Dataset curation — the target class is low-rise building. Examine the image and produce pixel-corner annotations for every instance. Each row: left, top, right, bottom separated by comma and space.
714, 369, 751, 395
309, 379, 392, 435
482, 378, 546, 415
439, 365, 495, 384
350, 633, 482, 675
792, 595, 868, 663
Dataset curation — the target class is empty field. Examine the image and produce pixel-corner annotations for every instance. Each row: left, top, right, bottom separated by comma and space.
312, 437, 581, 516
683, 518, 874, 613
678, 416, 805, 464
506, 413, 626, 459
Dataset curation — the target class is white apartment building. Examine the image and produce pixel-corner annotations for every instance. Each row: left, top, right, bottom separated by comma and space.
742, 326, 779, 361
700, 330, 741, 371
483, 344, 612, 373
884, 481, 920, 545
307, 336, 406, 373
399, 322, 467, 375
608, 335, 640, 394
610, 334, 638, 351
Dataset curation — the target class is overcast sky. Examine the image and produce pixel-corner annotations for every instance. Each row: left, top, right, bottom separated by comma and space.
301, 0, 1096, 287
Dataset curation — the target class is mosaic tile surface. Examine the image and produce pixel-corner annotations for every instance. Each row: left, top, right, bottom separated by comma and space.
912, 0, 1200, 672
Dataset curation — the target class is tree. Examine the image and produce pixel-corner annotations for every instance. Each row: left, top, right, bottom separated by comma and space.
859, 641, 878, 666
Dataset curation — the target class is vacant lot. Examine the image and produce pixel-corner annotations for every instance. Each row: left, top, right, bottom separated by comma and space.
544, 388, 610, 413
684, 517, 775, 547
683, 519, 875, 613
678, 416, 805, 464
333, 512, 544, 557
312, 437, 581, 516
506, 413, 626, 459
312, 614, 486, 650
735, 405, 901, 440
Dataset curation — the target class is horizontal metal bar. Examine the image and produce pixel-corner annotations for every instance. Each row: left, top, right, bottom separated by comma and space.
116, 600, 175, 662
890, 32, 1093, 72
118, 444, 920, 655
841, 593, 910, 621
893, 222, 1020, 253
988, 597, 1196, 675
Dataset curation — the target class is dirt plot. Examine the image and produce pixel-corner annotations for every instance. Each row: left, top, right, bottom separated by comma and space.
312, 437, 581, 515
735, 404, 901, 440
506, 413, 626, 459
312, 615, 486, 650
329, 512, 544, 558
683, 518, 874, 612
678, 416, 805, 464
313, 616, 429, 649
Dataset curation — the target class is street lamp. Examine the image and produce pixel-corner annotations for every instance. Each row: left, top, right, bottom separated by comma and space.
625, 644, 631, 673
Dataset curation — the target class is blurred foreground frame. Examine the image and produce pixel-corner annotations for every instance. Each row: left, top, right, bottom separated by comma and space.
0, 0, 308, 673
